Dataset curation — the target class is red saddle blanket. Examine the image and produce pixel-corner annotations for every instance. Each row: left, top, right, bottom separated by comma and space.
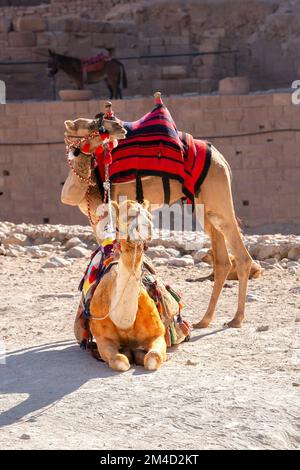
97, 103, 211, 202
81, 53, 110, 73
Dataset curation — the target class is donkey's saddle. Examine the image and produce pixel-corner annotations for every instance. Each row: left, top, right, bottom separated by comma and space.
81, 52, 110, 73
96, 103, 211, 204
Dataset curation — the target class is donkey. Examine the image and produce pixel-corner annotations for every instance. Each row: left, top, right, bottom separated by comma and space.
48, 49, 127, 99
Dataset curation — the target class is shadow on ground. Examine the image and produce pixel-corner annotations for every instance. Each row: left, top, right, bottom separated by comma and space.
0, 340, 116, 427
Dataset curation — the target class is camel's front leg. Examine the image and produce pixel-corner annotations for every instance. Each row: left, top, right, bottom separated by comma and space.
94, 336, 131, 372
144, 336, 167, 371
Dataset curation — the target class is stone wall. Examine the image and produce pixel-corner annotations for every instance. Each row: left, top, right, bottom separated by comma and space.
1, 0, 300, 100
0, 92, 299, 228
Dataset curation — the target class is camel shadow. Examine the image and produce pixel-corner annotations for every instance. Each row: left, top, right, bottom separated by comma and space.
189, 327, 229, 342
0, 340, 118, 428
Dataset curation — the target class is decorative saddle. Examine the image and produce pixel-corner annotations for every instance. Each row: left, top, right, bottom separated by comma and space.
81, 52, 111, 73
95, 98, 211, 205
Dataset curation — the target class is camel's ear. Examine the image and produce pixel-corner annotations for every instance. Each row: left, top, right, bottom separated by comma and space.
64, 120, 75, 132
142, 200, 151, 212
102, 119, 126, 139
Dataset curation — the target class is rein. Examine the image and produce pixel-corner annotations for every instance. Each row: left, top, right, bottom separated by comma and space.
64, 115, 113, 226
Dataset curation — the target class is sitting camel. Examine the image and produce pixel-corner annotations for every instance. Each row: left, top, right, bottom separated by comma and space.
62, 94, 261, 329
89, 200, 167, 372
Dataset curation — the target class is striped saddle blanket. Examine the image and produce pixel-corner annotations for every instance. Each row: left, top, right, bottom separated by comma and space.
96, 103, 211, 203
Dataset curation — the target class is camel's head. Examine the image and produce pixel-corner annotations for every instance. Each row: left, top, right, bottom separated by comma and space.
118, 199, 153, 243
64, 110, 126, 152
116, 199, 153, 270
95, 199, 153, 247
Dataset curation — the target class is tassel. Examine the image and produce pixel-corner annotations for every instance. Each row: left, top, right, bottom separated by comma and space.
164, 327, 172, 348
179, 320, 191, 337
165, 285, 181, 303
82, 143, 90, 154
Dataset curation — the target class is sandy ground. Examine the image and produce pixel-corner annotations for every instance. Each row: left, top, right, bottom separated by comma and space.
0, 255, 299, 450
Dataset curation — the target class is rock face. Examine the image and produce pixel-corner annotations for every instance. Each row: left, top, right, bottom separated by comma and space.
2, 233, 28, 246
65, 246, 90, 259
42, 256, 71, 269
1, 0, 299, 100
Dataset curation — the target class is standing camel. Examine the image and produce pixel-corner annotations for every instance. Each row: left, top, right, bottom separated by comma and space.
62, 95, 261, 329
48, 49, 127, 99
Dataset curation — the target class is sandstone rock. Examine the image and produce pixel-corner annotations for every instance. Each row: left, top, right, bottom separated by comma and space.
153, 257, 169, 266
194, 248, 210, 263
0, 245, 6, 256
255, 244, 282, 260
65, 237, 84, 250
5, 248, 19, 257
38, 244, 56, 251
3, 233, 27, 246
288, 246, 300, 261
43, 256, 71, 268
288, 267, 298, 275
146, 246, 180, 259
287, 261, 300, 268
168, 257, 194, 267
14, 16, 46, 33
25, 246, 48, 258
264, 257, 278, 265
65, 246, 90, 259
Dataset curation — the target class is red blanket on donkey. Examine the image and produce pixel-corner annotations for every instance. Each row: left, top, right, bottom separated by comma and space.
81, 53, 110, 73
96, 103, 211, 203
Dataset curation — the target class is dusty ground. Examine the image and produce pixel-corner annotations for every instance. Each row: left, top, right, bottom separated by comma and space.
0, 255, 299, 450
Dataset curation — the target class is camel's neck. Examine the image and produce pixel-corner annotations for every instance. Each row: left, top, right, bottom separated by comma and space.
109, 249, 142, 330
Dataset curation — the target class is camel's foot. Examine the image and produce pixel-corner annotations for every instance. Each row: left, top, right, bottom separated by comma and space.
109, 353, 131, 372
144, 351, 163, 371
224, 317, 243, 328
193, 318, 211, 329
133, 349, 146, 366
121, 347, 134, 364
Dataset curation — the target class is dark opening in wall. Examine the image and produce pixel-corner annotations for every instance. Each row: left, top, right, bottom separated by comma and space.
43, 217, 50, 224
0, 192, 3, 196
60, 182, 65, 186
243, 200, 249, 206
3, 170, 10, 176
